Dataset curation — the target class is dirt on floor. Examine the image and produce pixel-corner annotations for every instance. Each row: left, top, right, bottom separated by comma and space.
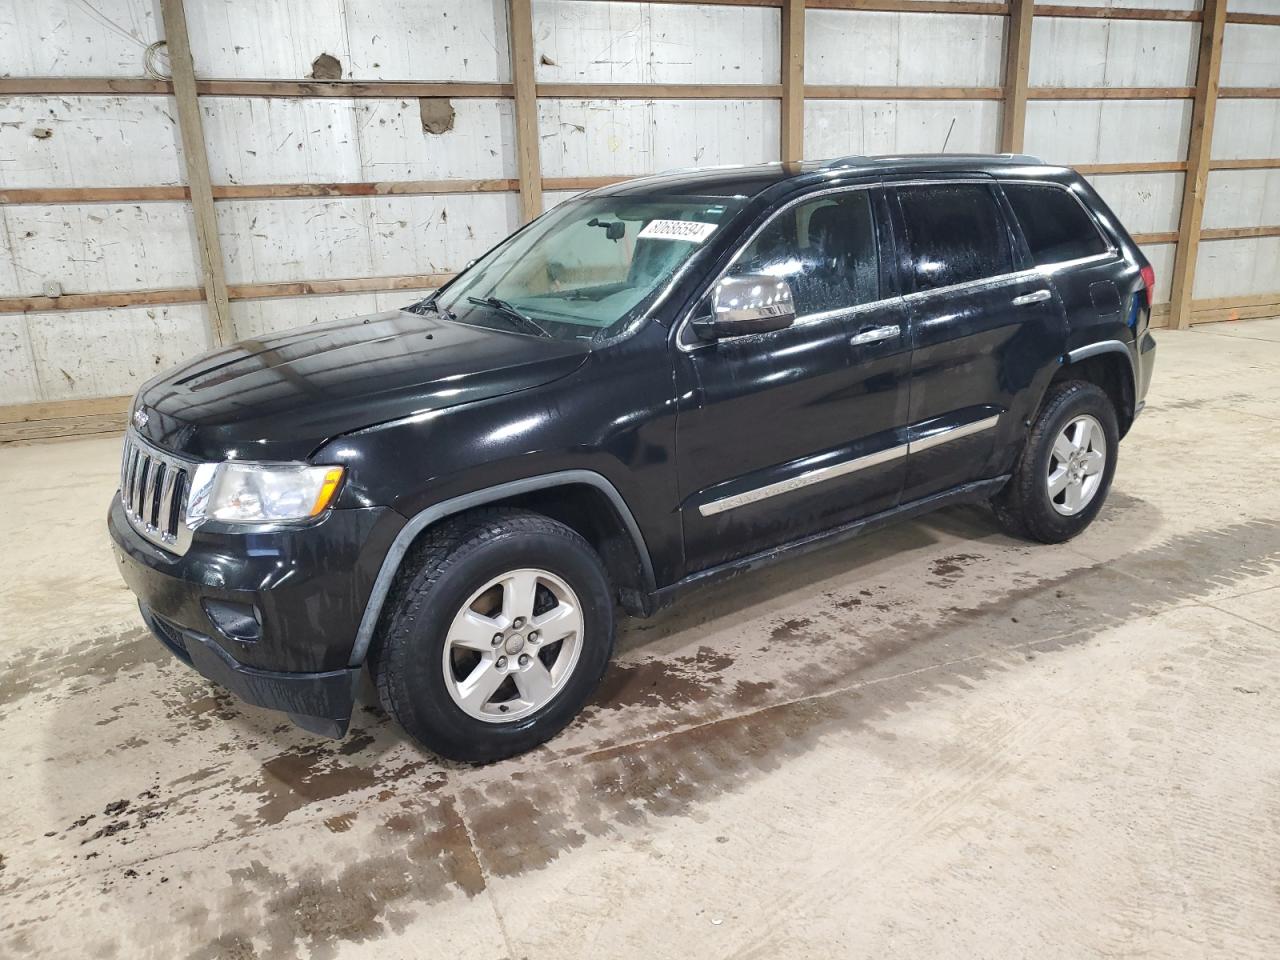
1, 318, 1279, 960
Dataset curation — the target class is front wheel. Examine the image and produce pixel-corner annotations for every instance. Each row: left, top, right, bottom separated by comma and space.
991, 380, 1119, 543
370, 509, 615, 762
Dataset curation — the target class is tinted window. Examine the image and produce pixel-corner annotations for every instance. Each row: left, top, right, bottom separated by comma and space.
735, 190, 880, 317
1004, 183, 1109, 266
896, 184, 1014, 292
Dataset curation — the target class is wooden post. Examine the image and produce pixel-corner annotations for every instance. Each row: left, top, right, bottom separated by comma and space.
1169, 0, 1228, 330
1000, 0, 1034, 152
781, 0, 806, 163
508, 0, 543, 222
158, 0, 233, 346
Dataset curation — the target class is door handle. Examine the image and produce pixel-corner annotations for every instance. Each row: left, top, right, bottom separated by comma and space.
1012, 289, 1051, 306
849, 324, 900, 346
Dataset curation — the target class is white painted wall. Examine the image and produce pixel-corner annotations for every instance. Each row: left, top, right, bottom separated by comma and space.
1, 0, 1278, 409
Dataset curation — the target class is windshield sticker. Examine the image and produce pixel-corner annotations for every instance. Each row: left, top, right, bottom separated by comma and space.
637, 219, 719, 243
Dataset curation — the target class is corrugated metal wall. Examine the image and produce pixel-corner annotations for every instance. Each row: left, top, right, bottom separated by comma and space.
0, 0, 1277, 431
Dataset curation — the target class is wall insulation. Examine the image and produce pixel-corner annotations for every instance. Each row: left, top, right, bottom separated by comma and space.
0, 0, 1278, 436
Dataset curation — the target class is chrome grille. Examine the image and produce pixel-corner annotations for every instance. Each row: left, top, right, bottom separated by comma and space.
119, 430, 195, 554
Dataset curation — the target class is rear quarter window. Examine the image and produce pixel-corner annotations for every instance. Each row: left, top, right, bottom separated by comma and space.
1003, 183, 1110, 266
895, 183, 1015, 293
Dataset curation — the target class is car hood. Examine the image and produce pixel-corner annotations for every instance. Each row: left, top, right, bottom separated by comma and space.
133, 309, 590, 461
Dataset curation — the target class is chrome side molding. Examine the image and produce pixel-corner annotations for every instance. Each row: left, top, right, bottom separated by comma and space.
698, 414, 1001, 517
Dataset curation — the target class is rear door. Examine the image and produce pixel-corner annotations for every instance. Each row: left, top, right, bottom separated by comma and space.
999, 180, 1128, 340
889, 179, 1066, 503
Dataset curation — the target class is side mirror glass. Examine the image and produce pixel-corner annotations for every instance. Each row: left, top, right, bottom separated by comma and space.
693, 275, 796, 341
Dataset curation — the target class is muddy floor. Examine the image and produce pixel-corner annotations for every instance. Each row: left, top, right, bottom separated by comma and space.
2, 319, 1278, 959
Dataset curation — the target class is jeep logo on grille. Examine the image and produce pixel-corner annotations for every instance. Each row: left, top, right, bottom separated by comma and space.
132, 407, 149, 428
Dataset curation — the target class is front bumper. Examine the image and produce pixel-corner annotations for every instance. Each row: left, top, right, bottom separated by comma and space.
109, 496, 403, 736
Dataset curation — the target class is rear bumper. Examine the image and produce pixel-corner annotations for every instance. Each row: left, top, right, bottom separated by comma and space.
109, 496, 403, 736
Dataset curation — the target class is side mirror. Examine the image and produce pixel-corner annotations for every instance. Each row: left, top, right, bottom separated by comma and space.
692, 275, 796, 341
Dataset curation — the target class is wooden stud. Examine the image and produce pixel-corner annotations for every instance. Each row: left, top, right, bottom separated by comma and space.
508, 0, 543, 223
159, 0, 234, 347
1169, 0, 1229, 331
195, 80, 512, 98
1001, 0, 1035, 153
781, 0, 806, 163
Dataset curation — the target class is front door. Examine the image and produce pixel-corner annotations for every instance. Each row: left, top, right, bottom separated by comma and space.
889, 180, 1065, 504
674, 186, 912, 573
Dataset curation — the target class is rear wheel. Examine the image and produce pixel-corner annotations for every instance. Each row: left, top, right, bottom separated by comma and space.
371, 509, 614, 762
992, 380, 1119, 543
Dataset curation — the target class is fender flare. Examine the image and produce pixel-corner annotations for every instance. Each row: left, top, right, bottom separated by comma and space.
347, 469, 654, 666
1065, 339, 1136, 392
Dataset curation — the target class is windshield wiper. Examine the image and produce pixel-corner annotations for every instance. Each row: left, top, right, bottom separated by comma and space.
409, 293, 456, 320
466, 296, 551, 338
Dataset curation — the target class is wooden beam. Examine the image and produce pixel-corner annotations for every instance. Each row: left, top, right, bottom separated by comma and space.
1169, 0, 1228, 331
212, 179, 518, 199
509, 0, 543, 223
0, 413, 128, 443
543, 175, 637, 191
807, 0, 1009, 12
0, 396, 131, 425
160, 0, 233, 348
0, 288, 205, 314
806, 85, 1003, 99
1001, 0, 1034, 153
195, 80, 513, 98
1201, 225, 1280, 241
1226, 11, 1280, 27
538, 82, 784, 99
1028, 86, 1195, 100
0, 186, 190, 204
1130, 231, 1180, 246
781, 0, 806, 162
1209, 158, 1280, 171
1218, 87, 1280, 99
1034, 4, 1201, 22
0, 78, 172, 95
228, 274, 454, 301
1073, 161, 1188, 175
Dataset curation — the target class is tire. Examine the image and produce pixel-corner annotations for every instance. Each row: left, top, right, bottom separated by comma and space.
991, 380, 1119, 544
369, 508, 615, 762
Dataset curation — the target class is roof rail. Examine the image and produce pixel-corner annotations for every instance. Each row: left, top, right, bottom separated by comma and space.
824, 152, 1045, 169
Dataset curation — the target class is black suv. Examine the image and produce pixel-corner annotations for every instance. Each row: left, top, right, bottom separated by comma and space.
110, 154, 1157, 761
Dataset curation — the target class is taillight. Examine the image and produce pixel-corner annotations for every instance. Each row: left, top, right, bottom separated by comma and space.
1139, 264, 1156, 305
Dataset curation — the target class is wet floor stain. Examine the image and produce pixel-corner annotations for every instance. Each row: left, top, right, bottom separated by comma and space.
3, 512, 1277, 958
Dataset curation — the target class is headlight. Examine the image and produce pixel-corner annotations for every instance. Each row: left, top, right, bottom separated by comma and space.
188, 462, 345, 524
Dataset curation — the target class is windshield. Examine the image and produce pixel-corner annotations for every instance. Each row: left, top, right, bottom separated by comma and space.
422, 194, 746, 342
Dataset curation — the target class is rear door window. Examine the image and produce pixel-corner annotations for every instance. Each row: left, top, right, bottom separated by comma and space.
734, 189, 881, 318
1003, 183, 1110, 266
895, 183, 1014, 293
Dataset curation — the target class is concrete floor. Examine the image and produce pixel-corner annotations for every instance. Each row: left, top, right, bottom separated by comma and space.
2, 319, 1279, 960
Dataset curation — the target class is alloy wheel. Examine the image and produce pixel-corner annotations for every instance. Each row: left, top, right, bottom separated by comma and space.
1047, 413, 1106, 516
441, 568, 584, 723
